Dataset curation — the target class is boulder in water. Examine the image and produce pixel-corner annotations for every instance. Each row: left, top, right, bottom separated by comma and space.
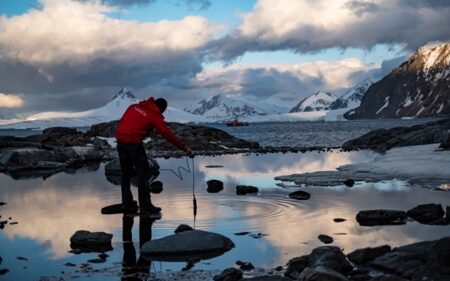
70, 230, 113, 252
141, 230, 234, 261
207, 179, 224, 193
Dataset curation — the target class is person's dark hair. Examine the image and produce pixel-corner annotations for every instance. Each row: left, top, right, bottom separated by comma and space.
155, 98, 167, 113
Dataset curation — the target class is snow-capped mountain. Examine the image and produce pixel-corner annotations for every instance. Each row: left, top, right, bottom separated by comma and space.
289, 92, 337, 113
346, 42, 450, 119
330, 79, 372, 110
0, 88, 207, 129
184, 94, 284, 119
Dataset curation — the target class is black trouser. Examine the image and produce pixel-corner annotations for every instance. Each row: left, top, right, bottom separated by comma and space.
117, 142, 151, 210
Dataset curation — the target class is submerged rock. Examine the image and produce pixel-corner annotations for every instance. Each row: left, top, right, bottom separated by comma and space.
236, 185, 259, 195
70, 230, 113, 252
343, 179, 355, 187
347, 245, 391, 264
149, 180, 163, 194
236, 261, 254, 271
288, 190, 311, 200
207, 179, 224, 193
318, 234, 334, 244
356, 210, 407, 226
406, 203, 445, 224
141, 230, 234, 260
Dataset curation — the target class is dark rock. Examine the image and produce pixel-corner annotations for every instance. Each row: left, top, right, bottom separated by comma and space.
429, 237, 450, 268
174, 224, 194, 234
342, 118, 450, 150
440, 129, 450, 149
0, 256, 2, 264
285, 255, 309, 279
243, 277, 291, 281
98, 253, 109, 259
369, 251, 426, 278
275, 266, 283, 271
141, 230, 235, 259
64, 262, 76, 267
87, 258, 106, 264
86, 121, 118, 138
101, 201, 138, 215
447, 206, 450, 219
236, 261, 254, 271
368, 275, 409, 281
356, 210, 407, 226
214, 267, 243, 281
16, 256, 28, 261
234, 232, 250, 236
43, 127, 78, 137
298, 266, 350, 281
149, 180, 163, 194
318, 234, 334, 244
288, 190, 311, 200
207, 179, 224, 193
70, 230, 113, 252
236, 185, 259, 195
308, 246, 353, 275
406, 203, 445, 224
347, 245, 391, 264
0, 269, 9, 275
104, 158, 159, 176
343, 179, 355, 187
0, 202, 6, 206
333, 218, 346, 223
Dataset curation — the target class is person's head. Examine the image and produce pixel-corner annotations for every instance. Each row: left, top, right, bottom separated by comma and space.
155, 98, 167, 113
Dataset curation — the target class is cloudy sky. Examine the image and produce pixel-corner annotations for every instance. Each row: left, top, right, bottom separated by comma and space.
0, 0, 449, 116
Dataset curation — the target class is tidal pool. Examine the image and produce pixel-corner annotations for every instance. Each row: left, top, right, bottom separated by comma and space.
0, 150, 449, 280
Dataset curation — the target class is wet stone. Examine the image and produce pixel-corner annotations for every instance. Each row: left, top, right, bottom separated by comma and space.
309, 246, 353, 275
344, 179, 355, 187
70, 230, 113, 252
236, 261, 254, 271
285, 255, 309, 279
16, 256, 28, 261
333, 218, 346, 223
207, 179, 224, 193
0, 269, 9, 275
64, 262, 76, 267
298, 266, 350, 281
318, 234, 334, 244
243, 277, 291, 281
87, 258, 106, 264
347, 245, 391, 264
0, 202, 6, 206
98, 253, 109, 259
149, 180, 163, 194
288, 190, 311, 200
406, 203, 445, 224
236, 185, 259, 195
174, 224, 194, 234
214, 267, 243, 281
356, 210, 407, 226
234, 232, 250, 236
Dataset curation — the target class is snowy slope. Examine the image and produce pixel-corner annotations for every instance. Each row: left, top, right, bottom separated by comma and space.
184, 94, 285, 118
0, 88, 207, 129
289, 92, 337, 112
330, 79, 372, 110
347, 42, 450, 119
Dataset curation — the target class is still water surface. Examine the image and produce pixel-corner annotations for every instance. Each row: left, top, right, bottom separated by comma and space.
0, 150, 449, 280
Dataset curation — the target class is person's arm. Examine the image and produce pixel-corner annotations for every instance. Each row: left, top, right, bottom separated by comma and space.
152, 116, 190, 152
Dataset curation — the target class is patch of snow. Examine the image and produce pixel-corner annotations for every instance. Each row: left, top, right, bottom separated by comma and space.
376, 96, 390, 115
415, 106, 426, 117
437, 103, 444, 114
97, 137, 117, 148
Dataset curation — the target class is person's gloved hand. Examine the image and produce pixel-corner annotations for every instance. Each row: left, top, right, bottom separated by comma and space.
184, 145, 193, 156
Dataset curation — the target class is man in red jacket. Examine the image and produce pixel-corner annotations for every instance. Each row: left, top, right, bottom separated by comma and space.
116, 97, 193, 214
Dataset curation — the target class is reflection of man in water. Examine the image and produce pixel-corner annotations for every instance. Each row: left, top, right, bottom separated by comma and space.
116, 97, 193, 214
122, 215, 155, 280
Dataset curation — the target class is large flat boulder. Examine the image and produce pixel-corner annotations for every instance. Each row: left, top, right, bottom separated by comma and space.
141, 230, 234, 261
70, 230, 113, 253
356, 210, 407, 226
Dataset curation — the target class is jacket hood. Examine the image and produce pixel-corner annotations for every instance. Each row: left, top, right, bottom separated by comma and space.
139, 97, 163, 116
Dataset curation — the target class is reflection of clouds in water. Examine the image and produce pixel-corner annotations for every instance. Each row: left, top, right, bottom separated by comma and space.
195, 151, 375, 187
3, 185, 122, 259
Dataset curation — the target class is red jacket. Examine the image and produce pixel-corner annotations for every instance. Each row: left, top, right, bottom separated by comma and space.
116, 97, 185, 150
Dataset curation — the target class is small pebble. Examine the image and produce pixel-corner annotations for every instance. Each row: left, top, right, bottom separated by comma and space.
17, 256, 28, 261
64, 263, 76, 267
333, 218, 346, 223
234, 231, 250, 236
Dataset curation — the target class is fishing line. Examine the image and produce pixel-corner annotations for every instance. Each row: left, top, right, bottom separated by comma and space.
153, 138, 197, 228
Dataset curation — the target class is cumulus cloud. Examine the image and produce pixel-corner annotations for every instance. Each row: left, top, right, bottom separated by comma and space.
141, 58, 379, 109
94, 0, 211, 10
0, 93, 24, 108
0, 0, 216, 111
208, 0, 450, 61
